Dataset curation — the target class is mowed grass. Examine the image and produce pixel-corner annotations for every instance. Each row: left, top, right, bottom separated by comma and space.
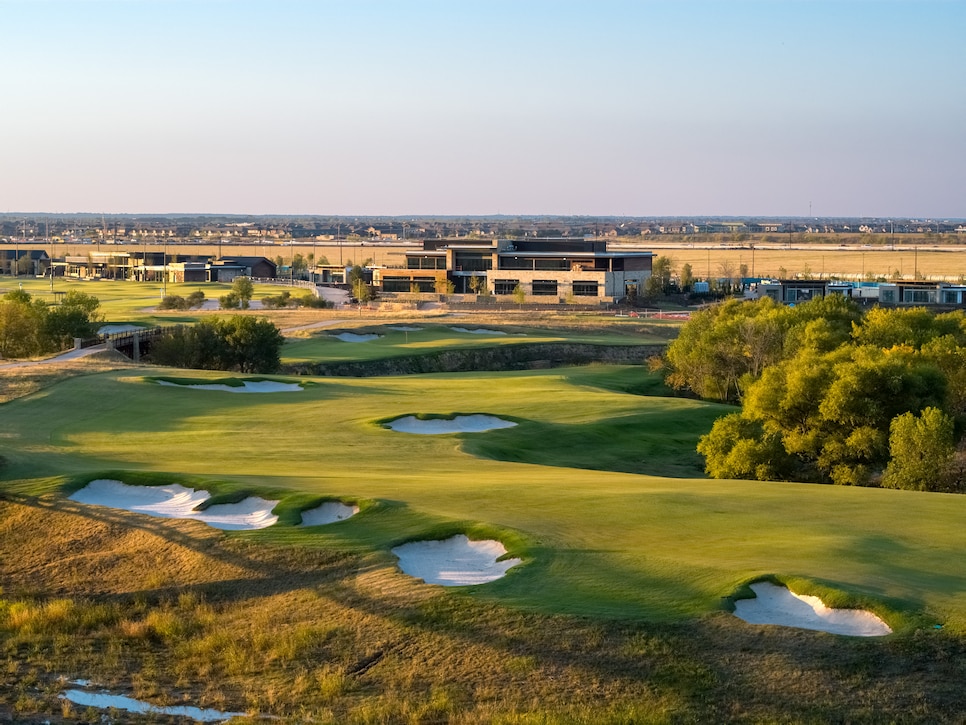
282, 323, 665, 364
0, 277, 305, 326
2, 365, 966, 630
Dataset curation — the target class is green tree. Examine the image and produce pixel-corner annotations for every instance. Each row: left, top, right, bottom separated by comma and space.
0, 298, 44, 358
512, 284, 526, 306
882, 407, 955, 492
291, 253, 308, 279
231, 276, 254, 306
679, 263, 694, 291
352, 277, 373, 304
149, 317, 283, 373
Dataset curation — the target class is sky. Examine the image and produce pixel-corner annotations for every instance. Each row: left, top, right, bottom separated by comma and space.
1, 0, 963, 217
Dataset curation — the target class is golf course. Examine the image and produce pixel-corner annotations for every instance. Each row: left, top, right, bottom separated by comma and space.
1, 279, 965, 723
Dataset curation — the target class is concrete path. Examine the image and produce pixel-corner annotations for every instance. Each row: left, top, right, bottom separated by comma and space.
0, 344, 111, 369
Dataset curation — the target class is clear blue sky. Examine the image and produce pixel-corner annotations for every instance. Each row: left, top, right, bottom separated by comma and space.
1, 0, 963, 217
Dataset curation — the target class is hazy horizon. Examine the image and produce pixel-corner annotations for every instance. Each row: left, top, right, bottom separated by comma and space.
2, 1, 963, 218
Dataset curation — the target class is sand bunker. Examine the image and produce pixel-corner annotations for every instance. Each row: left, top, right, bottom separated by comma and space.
333, 332, 381, 342
61, 689, 244, 723
158, 380, 303, 393
392, 535, 521, 586
389, 325, 422, 332
733, 582, 892, 636
69, 480, 279, 530
299, 501, 359, 526
386, 414, 517, 434
450, 327, 507, 335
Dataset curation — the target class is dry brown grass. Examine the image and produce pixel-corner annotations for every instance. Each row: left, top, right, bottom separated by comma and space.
654, 246, 966, 281
0, 353, 138, 405
0, 498, 964, 723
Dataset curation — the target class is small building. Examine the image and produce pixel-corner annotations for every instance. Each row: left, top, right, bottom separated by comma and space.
209, 257, 277, 281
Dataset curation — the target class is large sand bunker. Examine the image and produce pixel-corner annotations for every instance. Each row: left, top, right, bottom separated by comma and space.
332, 332, 381, 342
733, 582, 892, 636
69, 480, 279, 530
158, 380, 303, 393
386, 414, 517, 434
392, 535, 521, 586
299, 501, 359, 526
450, 327, 507, 335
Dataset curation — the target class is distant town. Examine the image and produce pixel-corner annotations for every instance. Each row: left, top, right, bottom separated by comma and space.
1, 214, 964, 245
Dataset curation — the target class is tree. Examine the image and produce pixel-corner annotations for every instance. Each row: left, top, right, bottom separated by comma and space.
679, 263, 694, 292
231, 277, 254, 306
882, 407, 955, 492
149, 317, 284, 373
352, 277, 373, 304
512, 284, 526, 306
291, 253, 308, 279
650, 256, 674, 295
16, 255, 33, 275
434, 278, 455, 295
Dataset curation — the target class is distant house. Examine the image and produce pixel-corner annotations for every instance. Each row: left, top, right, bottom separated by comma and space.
0, 248, 50, 276
209, 256, 277, 281
756, 279, 858, 304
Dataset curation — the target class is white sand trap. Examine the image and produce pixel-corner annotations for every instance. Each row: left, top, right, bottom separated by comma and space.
192, 497, 279, 530
299, 501, 359, 526
733, 582, 892, 636
98, 324, 144, 335
392, 535, 521, 586
333, 332, 381, 342
69, 480, 279, 531
158, 380, 302, 393
389, 325, 422, 332
450, 326, 507, 335
61, 689, 244, 722
387, 414, 517, 435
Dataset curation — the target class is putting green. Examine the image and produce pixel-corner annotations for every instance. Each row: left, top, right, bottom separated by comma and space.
2, 365, 965, 629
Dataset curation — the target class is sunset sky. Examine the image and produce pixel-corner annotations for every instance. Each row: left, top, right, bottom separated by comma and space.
1, 0, 963, 217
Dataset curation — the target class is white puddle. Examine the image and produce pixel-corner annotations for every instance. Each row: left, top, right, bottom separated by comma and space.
98, 324, 145, 335
299, 501, 359, 526
389, 325, 422, 332
158, 380, 303, 393
392, 535, 521, 586
733, 582, 892, 637
450, 327, 507, 335
61, 689, 244, 722
332, 332, 381, 342
69, 480, 279, 530
386, 414, 517, 434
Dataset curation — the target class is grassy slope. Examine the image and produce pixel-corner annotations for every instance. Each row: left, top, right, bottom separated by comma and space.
281, 323, 665, 364
2, 366, 965, 631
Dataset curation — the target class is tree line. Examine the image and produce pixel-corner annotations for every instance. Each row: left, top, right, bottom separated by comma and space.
663, 296, 966, 492
0, 289, 102, 358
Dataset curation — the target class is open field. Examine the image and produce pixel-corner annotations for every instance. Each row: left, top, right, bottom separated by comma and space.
646, 245, 966, 281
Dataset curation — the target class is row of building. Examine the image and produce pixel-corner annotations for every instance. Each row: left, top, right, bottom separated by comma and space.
6, 240, 966, 308
0, 239, 656, 304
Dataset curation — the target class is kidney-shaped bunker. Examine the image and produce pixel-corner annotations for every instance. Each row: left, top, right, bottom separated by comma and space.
68, 479, 280, 530
392, 534, 521, 586
733, 582, 892, 636
386, 415, 516, 435
299, 501, 359, 526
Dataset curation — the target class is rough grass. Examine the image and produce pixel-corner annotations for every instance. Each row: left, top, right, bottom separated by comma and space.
2, 499, 965, 724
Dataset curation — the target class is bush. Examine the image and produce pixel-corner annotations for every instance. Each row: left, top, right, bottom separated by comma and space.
148, 316, 284, 373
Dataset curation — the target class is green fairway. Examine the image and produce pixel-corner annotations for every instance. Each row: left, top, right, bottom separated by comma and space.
282, 323, 665, 364
0, 277, 300, 326
3, 365, 965, 630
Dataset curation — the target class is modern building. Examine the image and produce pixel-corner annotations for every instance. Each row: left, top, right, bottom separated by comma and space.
373, 238, 654, 303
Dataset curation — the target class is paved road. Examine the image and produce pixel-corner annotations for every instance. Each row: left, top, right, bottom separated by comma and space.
0, 344, 111, 370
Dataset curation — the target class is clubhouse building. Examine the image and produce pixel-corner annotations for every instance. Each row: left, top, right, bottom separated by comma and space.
373, 238, 655, 304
